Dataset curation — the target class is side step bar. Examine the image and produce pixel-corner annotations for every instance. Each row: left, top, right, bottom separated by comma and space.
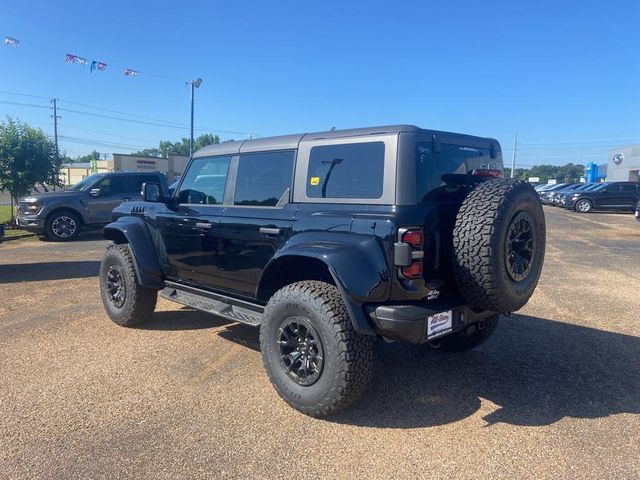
160, 281, 263, 326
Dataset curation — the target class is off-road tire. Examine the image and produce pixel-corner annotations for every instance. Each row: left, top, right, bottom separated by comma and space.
452, 179, 545, 313
45, 209, 82, 241
434, 315, 499, 352
100, 243, 157, 327
260, 281, 374, 417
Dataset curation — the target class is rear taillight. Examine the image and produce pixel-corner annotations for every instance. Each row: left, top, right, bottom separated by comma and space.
471, 169, 503, 178
397, 227, 424, 280
401, 260, 423, 279
401, 229, 423, 249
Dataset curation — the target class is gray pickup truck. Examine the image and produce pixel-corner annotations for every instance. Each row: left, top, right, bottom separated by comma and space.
17, 171, 167, 241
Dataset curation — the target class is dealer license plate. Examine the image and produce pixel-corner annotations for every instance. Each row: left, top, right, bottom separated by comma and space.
427, 310, 453, 339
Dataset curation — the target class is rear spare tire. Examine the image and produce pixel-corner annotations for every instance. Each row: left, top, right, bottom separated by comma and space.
452, 179, 545, 313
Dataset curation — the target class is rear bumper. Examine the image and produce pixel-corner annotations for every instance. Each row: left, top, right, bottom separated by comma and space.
366, 299, 495, 344
16, 215, 46, 234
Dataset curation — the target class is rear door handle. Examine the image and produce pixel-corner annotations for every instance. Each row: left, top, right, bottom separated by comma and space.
196, 222, 212, 229
259, 227, 282, 236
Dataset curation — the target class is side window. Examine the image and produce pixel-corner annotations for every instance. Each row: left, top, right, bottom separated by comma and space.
620, 184, 636, 193
177, 156, 231, 205
234, 151, 294, 207
605, 184, 621, 193
99, 176, 126, 195
127, 175, 160, 193
306, 142, 384, 199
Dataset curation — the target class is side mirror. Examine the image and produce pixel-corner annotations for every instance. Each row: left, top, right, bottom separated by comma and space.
89, 188, 101, 197
142, 182, 163, 202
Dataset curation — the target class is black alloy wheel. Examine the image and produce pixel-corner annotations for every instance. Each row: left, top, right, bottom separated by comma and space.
504, 211, 535, 282
106, 265, 126, 308
277, 317, 324, 386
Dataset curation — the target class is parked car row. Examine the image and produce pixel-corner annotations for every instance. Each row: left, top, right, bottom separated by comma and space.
536, 181, 640, 214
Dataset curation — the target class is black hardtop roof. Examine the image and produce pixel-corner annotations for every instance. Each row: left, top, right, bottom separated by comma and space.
193, 125, 497, 158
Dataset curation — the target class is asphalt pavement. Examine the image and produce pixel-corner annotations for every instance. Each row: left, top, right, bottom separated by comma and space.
1, 208, 639, 479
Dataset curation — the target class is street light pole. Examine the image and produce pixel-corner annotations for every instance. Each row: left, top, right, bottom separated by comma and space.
189, 78, 203, 158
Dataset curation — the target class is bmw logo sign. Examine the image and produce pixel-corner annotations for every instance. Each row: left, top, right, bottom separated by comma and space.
613, 153, 624, 165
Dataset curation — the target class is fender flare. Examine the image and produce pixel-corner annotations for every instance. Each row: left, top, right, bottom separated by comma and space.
103, 216, 164, 289
258, 232, 392, 335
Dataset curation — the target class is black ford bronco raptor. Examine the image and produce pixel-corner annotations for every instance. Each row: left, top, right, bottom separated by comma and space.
99, 125, 545, 417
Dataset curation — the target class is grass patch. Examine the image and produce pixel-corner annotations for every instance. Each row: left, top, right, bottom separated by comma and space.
5, 229, 33, 237
0, 204, 14, 224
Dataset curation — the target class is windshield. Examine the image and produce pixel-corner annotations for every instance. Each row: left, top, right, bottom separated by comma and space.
590, 183, 607, 191
69, 173, 104, 191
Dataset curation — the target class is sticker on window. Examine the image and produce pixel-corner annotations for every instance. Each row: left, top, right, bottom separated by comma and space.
310, 176, 320, 186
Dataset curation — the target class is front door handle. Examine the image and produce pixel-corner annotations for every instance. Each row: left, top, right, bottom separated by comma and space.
196, 222, 212, 229
259, 227, 282, 236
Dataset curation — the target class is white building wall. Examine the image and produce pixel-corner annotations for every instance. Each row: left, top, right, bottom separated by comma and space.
607, 145, 640, 182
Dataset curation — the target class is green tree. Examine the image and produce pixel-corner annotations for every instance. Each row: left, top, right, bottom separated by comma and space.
135, 134, 220, 157
74, 150, 101, 163
0, 117, 61, 222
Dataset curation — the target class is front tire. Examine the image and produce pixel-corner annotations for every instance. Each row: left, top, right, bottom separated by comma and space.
46, 210, 81, 241
260, 281, 373, 417
434, 315, 499, 352
100, 243, 157, 327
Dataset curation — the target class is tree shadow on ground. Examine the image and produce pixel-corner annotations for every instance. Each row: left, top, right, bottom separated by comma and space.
0, 261, 100, 283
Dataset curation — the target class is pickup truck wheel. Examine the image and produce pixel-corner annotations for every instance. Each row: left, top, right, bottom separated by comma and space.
453, 179, 546, 313
433, 315, 499, 352
46, 210, 81, 241
100, 244, 157, 327
260, 281, 373, 417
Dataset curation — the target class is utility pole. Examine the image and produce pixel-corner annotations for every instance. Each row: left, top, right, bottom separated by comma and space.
51, 98, 61, 189
510, 132, 518, 179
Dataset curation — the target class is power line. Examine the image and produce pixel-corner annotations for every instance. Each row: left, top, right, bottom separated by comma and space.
58, 134, 151, 149
0, 100, 51, 109
58, 122, 157, 143
0, 90, 258, 137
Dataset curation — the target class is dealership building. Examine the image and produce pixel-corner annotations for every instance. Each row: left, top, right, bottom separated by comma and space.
59, 154, 189, 186
606, 144, 640, 182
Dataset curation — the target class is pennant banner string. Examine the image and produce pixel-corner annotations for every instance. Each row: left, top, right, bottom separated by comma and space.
0, 32, 188, 84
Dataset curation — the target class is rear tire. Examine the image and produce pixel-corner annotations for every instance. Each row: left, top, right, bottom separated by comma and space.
100, 243, 157, 327
260, 281, 373, 417
575, 199, 593, 213
452, 179, 546, 313
45, 210, 81, 241
434, 315, 499, 352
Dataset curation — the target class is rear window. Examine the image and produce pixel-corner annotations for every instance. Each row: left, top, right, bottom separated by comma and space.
306, 142, 385, 199
416, 143, 493, 202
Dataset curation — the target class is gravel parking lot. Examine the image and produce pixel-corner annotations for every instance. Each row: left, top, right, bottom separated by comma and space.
1, 207, 639, 479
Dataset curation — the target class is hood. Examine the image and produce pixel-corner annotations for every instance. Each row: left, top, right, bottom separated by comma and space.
19, 190, 83, 202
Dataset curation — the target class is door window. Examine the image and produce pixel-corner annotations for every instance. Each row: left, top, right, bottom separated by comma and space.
127, 174, 160, 193
234, 151, 295, 206
99, 176, 127, 195
177, 156, 231, 205
619, 184, 637, 193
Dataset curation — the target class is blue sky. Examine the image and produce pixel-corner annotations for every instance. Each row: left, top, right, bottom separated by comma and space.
1, 0, 639, 167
